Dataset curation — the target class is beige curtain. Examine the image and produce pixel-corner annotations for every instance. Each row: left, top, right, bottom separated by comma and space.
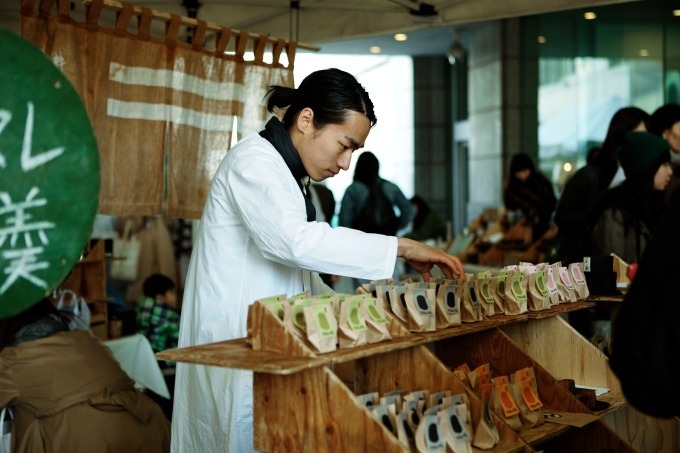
21, 0, 296, 219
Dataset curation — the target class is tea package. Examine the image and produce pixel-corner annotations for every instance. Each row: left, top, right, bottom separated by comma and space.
303, 302, 338, 354
387, 285, 409, 323
396, 409, 416, 449
544, 267, 561, 306
338, 295, 368, 349
527, 267, 550, 311
356, 392, 379, 408
461, 277, 483, 322
405, 287, 437, 332
452, 364, 472, 389
489, 272, 506, 315
472, 397, 500, 450
503, 271, 529, 315
555, 264, 577, 302
415, 413, 446, 453
256, 293, 287, 320
469, 363, 491, 398
510, 367, 544, 428
430, 390, 452, 408
360, 297, 392, 343
283, 298, 315, 339
569, 262, 590, 300
288, 289, 311, 302
474, 272, 496, 317
403, 399, 426, 433
441, 404, 473, 453
435, 283, 462, 328
404, 389, 431, 408
370, 403, 398, 435
490, 376, 522, 431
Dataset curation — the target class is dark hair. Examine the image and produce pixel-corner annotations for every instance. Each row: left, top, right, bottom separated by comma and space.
411, 195, 432, 232
509, 153, 536, 177
353, 151, 380, 186
649, 103, 680, 136
264, 68, 377, 130
592, 107, 650, 191
0, 298, 62, 351
143, 274, 175, 299
594, 151, 670, 235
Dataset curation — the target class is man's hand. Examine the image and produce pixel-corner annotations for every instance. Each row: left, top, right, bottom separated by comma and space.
397, 237, 464, 281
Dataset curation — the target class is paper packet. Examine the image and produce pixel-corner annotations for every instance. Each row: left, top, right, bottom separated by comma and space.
405, 287, 437, 332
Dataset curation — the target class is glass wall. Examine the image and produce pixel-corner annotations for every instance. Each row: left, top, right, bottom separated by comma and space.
529, 0, 678, 192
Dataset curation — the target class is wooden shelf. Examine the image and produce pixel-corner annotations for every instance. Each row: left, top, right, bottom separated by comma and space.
160, 297, 679, 451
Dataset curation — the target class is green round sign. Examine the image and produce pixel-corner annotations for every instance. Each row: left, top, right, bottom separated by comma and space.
0, 30, 100, 319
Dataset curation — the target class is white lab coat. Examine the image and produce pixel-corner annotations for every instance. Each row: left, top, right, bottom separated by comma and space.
171, 131, 397, 453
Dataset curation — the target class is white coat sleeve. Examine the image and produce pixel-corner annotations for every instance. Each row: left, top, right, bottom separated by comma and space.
224, 149, 397, 280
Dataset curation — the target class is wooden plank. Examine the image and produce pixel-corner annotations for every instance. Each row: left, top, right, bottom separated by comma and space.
249, 301, 317, 357
156, 338, 331, 374
595, 392, 628, 416
501, 315, 622, 392
253, 367, 405, 452
538, 420, 634, 452
602, 405, 680, 453
356, 346, 527, 453
518, 423, 571, 445
524, 301, 595, 319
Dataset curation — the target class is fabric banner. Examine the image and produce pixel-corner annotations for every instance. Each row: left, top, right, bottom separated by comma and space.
20, 0, 296, 219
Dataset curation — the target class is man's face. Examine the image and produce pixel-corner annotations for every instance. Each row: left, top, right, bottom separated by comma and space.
298, 110, 371, 181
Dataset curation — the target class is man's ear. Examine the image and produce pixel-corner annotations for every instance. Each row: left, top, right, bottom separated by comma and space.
295, 107, 315, 135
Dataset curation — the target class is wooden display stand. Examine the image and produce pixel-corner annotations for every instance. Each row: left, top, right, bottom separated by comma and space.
158, 301, 677, 452
57, 240, 109, 340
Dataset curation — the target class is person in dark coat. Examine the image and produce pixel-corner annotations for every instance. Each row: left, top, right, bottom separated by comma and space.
610, 189, 680, 418
503, 153, 557, 242
590, 131, 672, 263
555, 107, 650, 259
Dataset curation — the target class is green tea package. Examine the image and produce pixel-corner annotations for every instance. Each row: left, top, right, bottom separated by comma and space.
435, 283, 462, 328
441, 404, 473, 453
461, 277, 483, 322
405, 287, 437, 332
387, 285, 409, 323
415, 412, 446, 453
283, 298, 315, 339
474, 272, 496, 317
338, 295, 368, 348
503, 271, 529, 315
256, 293, 287, 320
287, 289, 311, 303
510, 367, 544, 428
527, 266, 550, 311
303, 303, 338, 354
489, 272, 506, 315
360, 297, 392, 343
472, 397, 500, 450
490, 376, 521, 431
569, 262, 590, 300
313, 293, 342, 317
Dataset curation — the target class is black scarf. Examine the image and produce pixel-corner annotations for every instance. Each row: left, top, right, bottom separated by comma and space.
259, 117, 316, 221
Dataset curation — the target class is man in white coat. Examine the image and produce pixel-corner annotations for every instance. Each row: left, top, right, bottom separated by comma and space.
171, 68, 464, 452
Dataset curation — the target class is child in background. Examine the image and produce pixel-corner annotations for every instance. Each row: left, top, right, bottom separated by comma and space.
137, 274, 180, 355
136, 273, 179, 420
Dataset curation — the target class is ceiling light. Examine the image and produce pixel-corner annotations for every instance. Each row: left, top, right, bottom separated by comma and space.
584, 11, 597, 20
447, 41, 466, 65
563, 162, 572, 172
639, 49, 649, 57
537, 36, 547, 44
673, 9, 680, 16
394, 33, 408, 42
369, 46, 381, 54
